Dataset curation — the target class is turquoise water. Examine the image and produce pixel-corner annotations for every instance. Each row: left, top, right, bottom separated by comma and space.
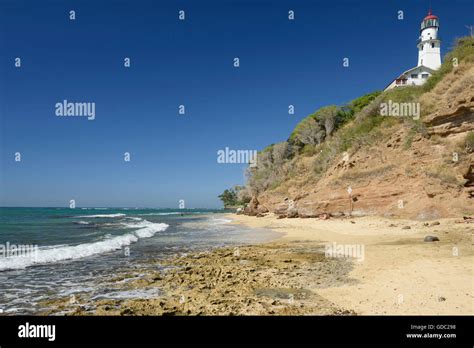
0, 207, 279, 314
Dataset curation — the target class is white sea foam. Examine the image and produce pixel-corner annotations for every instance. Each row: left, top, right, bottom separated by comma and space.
0, 220, 168, 271
138, 212, 181, 216
120, 220, 164, 238
75, 221, 90, 225
125, 217, 142, 221
80, 208, 109, 210
72, 213, 126, 218
209, 217, 232, 225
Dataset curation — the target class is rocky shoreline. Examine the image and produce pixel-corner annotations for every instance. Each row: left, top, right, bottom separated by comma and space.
42, 240, 356, 316
39, 213, 473, 316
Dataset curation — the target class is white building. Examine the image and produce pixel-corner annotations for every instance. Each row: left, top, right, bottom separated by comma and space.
385, 10, 441, 91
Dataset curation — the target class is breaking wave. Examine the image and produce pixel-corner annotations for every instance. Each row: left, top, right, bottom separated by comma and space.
0, 220, 168, 271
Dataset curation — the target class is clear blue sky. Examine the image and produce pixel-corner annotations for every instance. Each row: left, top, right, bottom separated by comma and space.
0, 0, 472, 208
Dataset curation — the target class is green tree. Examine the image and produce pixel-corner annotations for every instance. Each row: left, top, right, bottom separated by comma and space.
218, 189, 238, 207
218, 186, 251, 207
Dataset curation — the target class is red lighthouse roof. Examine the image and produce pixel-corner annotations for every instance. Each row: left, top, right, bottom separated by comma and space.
424, 10, 438, 20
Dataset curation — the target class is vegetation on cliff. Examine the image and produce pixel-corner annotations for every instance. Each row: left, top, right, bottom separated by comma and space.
219, 37, 474, 214
218, 185, 250, 208
466, 131, 474, 152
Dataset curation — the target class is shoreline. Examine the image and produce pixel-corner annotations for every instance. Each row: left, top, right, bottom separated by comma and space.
41, 213, 473, 315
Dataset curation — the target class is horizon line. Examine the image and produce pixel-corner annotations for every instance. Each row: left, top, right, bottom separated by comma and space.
0, 206, 226, 210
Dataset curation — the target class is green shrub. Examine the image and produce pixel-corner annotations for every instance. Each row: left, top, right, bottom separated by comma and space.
465, 131, 474, 152
289, 91, 382, 151
301, 144, 317, 156
382, 85, 424, 104
313, 115, 388, 175
348, 91, 382, 115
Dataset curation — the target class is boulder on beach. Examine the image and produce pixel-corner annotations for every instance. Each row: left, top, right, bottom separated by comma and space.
319, 213, 330, 220
244, 196, 260, 216
287, 209, 299, 218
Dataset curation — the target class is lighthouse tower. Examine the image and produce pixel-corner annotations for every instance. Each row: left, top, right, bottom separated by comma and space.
417, 10, 441, 70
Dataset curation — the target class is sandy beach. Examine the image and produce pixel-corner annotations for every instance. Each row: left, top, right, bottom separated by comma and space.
41, 213, 473, 316
230, 214, 474, 315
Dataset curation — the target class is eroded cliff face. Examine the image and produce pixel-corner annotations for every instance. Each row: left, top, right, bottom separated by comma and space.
423, 66, 474, 136
246, 67, 474, 220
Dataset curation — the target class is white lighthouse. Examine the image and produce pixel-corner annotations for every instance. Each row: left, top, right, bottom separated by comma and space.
385, 10, 442, 90
417, 10, 441, 70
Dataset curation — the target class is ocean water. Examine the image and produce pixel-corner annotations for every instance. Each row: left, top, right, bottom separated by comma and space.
0, 207, 280, 315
